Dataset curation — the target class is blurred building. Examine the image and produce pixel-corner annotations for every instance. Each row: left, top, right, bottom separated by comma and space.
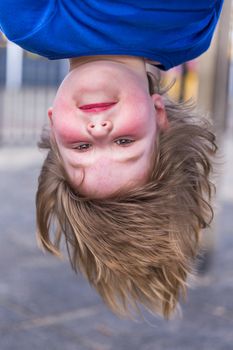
0, 32, 65, 87
0, 32, 68, 145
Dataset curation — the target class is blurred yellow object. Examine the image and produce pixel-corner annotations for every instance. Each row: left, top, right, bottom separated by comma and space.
0, 32, 7, 48
183, 69, 199, 101
164, 60, 199, 102
25, 51, 41, 59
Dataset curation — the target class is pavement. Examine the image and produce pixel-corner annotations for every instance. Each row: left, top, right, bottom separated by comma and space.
0, 134, 232, 350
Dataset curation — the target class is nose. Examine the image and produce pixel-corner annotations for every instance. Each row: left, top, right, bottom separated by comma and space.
87, 120, 113, 137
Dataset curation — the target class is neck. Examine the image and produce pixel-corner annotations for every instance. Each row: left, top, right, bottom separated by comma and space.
69, 54, 148, 86
70, 54, 148, 71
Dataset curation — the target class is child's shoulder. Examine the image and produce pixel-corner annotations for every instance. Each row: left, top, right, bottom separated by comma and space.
0, 0, 56, 41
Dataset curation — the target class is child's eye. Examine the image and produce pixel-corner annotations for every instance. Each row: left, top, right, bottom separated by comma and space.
115, 139, 134, 146
75, 143, 92, 151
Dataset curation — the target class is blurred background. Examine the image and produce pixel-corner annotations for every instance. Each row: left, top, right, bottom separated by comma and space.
0, 1, 233, 349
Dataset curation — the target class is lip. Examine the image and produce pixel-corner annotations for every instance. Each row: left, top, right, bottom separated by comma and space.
79, 102, 117, 113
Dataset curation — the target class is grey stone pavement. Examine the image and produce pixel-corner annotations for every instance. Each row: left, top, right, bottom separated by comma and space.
0, 134, 233, 350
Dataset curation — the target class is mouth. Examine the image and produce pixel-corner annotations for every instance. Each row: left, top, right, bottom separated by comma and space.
79, 102, 117, 112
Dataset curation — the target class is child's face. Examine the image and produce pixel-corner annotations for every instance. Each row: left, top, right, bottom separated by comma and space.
49, 58, 167, 198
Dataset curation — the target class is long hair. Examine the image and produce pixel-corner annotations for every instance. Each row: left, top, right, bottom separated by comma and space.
36, 73, 217, 319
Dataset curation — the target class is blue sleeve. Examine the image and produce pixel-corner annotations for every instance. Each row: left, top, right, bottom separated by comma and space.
0, 0, 56, 41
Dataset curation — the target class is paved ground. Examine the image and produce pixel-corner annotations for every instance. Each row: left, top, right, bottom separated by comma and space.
0, 134, 232, 350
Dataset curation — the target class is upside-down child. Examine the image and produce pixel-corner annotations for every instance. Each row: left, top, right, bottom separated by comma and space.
0, 0, 224, 318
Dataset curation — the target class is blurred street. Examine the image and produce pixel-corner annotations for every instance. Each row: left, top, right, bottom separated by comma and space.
0, 132, 232, 350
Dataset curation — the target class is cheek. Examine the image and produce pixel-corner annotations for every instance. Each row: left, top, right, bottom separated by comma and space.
124, 90, 155, 130
53, 114, 83, 143
124, 106, 155, 136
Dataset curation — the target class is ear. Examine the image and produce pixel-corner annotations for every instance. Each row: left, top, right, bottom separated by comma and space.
151, 94, 169, 131
47, 107, 53, 126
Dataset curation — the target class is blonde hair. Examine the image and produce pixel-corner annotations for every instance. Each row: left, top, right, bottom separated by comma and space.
36, 73, 217, 319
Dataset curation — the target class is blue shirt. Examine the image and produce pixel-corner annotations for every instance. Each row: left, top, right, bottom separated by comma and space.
0, 0, 224, 70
